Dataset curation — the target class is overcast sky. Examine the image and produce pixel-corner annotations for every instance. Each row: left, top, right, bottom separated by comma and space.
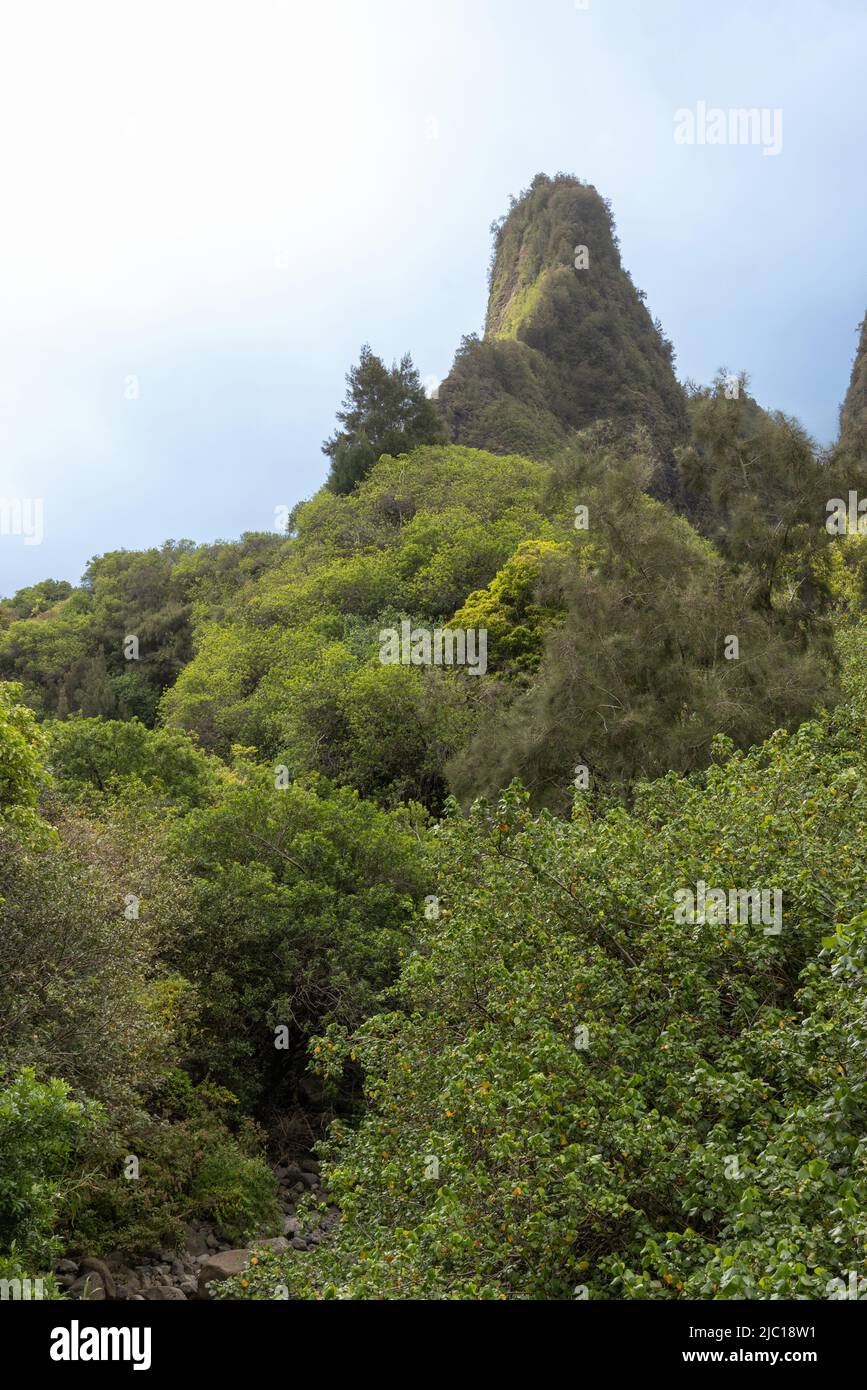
2, 0, 865, 591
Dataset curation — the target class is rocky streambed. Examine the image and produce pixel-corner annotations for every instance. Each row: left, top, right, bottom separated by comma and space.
54, 1156, 339, 1301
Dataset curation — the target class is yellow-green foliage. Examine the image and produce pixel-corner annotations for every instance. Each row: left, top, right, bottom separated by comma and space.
0, 681, 50, 842
453, 538, 569, 673
160, 446, 557, 804
491, 271, 550, 341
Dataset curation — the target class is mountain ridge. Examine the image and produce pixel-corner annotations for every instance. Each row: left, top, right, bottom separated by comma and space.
436, 173, 690, 490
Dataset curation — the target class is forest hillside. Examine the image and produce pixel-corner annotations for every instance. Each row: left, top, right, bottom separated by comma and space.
2, 175, 866, 1303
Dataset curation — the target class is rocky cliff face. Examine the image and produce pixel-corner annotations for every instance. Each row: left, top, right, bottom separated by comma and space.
437, 174, 688, 486
839, 314, 867, 456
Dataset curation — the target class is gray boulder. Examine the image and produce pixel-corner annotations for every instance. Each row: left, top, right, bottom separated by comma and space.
68, 1272, 106, 1301
79, 1256, 117, 1299
184, 1225, 211, 1256
197, 1248, 251, 1298
143, 1284, 187, 1300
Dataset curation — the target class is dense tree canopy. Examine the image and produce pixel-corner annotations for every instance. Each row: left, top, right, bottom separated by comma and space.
218, 621, 867, 1301
0, 534, 283, 722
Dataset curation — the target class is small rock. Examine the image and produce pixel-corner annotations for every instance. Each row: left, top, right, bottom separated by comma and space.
79, 1258, 117, 1300
282, 1217, 300, 1237
291, 1237, 307, 1251
197, 1249, 251, 1298
68, 1273, 106, 1301
258, 1237, 289, 1254
184, 1225, 211, 1257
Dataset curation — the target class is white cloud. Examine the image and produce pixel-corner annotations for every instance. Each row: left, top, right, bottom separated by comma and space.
0, 0, 392, 313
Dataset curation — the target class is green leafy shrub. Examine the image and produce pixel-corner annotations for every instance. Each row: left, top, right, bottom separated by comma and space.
46, 716, 218, 809
0, 1069, 101, 1269
0, 1256, 63, 1300
0, 805, 196, 1114
220, 622, 867, 1299
190, 1141, 280, 1245
0, 680, 50, 840
71, 1074, 279, 1252
160, 444, 554, 808
452, 538, 569, 676
0, 536, 283, 722
170, 771, 430, 1110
